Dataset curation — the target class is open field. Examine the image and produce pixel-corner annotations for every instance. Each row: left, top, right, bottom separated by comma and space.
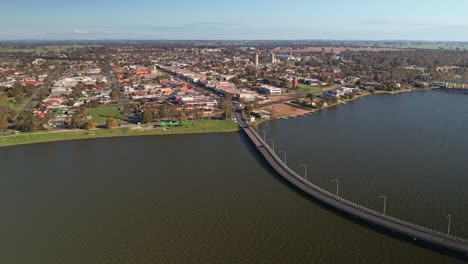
0, 120, 239, 148
274, 44, 468, 53
382, 44, 468, 50
286, 82, 323, 93
4, 96, 32, 112
0, 45, 102, 53
86, 105, 124, 125
260, 103, 312, 118
274, 47, 397, 54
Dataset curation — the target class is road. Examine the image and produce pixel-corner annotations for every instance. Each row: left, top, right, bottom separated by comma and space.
99, 61, 134, 122
22, 64, 66, 113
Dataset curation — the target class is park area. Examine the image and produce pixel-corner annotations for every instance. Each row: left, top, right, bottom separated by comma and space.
0, 120, 239, 148
287, 82, 324, 93
0, 92, 32, 112
85, 105, 124, 125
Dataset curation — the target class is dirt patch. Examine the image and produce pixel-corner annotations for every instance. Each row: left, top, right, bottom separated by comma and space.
259, 94, 296, 105
260, 103, 313, 118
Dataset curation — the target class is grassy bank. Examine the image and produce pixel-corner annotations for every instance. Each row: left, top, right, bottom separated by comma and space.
0, 120, 239, 148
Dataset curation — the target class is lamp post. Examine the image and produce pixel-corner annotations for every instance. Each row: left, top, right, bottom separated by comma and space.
267, 139, 275, 152
278, 150, 287, 164
447, 214, 452, 236
378, 196, 387, 215
258, 129, 266, 142
299, 165, 308, 180
331, 179, 340, 197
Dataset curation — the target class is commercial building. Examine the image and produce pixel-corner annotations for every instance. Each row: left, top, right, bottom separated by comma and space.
261, 85, 282, 96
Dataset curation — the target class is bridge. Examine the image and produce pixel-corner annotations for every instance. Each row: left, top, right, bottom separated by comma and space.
234, 111, 468, 256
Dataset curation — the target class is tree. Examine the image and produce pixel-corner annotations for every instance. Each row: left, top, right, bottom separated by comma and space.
157, 102, 172, 119
16, 112, 41, 132
0, 94, 8, 106
244, 104, 254, 114
11, 83, 25, 104
245, 66, 256, 77
317, 100, 324, 110
222, 107, 232, 120
85, 120, 97, 130
331, 96, 338, 104
0, 110, 8, 134
25, 84, 36, 97
178, 112, 188, 123
68, 108, 89, 129
106, 117, 118, 128
71, 83, 84, 99
39, 91, 46, 101
110, 89, 121, 102
142, 109, 154, 124
192, 108, 203, 120
219, 97, 233, 120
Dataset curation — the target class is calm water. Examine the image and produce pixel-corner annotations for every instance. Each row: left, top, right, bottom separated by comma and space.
0, 91, 467, 263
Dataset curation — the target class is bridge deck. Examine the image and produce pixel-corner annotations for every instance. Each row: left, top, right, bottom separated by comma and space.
238, 115, 468, 255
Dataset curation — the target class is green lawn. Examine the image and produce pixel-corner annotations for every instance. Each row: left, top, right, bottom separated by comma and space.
0, 120, 239, 148
7, 96, 32, 112
287, 82, 324, 93
86, 105, 124, 125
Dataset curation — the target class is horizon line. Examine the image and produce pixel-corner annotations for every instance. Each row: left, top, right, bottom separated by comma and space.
1, 39, 468, 43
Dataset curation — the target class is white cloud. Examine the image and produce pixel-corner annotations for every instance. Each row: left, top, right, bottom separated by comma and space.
73, 29, 90, 34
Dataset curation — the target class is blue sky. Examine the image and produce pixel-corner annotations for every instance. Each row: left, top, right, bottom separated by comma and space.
2, 0, 468, 41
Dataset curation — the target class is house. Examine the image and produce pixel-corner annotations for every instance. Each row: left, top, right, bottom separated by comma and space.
136, 67, 151, 75
237, 90, 259, 102
336, 87, 359, 95
261, 85, 282, 96
251, 110, 272, 119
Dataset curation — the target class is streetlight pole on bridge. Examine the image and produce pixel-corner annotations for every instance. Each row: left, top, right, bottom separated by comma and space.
258, 129, 266, 142
278, 151, 287, 165
300, 165, 308, 181
447, 214, 452, 236
331, 179, 340, 197
378, 196, 387, 216
267, 139, 275, 152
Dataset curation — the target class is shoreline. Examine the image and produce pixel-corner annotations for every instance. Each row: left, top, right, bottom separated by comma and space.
0, 120, 240, 149
252, 88, 432, 128
0, 89, 433, 149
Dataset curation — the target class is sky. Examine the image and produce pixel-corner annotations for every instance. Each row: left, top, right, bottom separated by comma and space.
1, 0, 468, 41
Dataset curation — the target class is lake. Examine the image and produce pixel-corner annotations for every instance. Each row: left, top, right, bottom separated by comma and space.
0, 91, 466, 263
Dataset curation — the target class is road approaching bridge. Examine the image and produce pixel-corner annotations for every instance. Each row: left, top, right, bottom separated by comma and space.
235, 111, 468, 257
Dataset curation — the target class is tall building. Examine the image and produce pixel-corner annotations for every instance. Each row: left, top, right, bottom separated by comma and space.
271, 52, 276, 63
255, 52, 259, 66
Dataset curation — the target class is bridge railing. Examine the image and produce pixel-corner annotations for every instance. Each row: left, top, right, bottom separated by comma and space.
248, 126, 468, 245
